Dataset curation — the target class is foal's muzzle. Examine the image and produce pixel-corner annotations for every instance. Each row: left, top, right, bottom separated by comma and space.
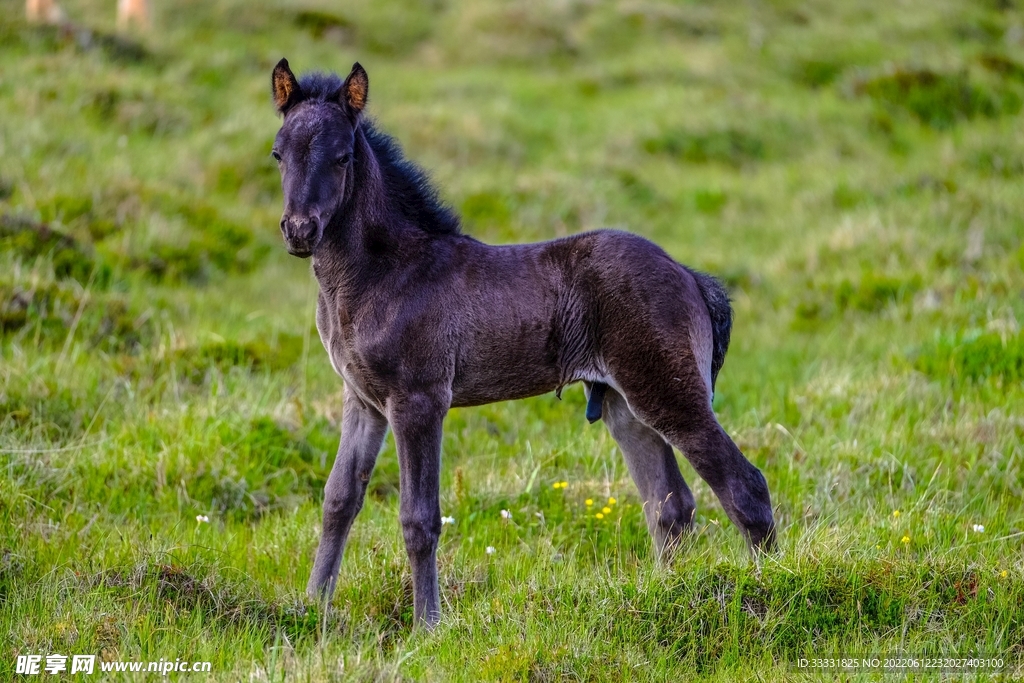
280, 215, 322, 258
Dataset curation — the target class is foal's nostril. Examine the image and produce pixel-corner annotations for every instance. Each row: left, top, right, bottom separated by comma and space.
294, 219, 317, 240
280, 215, 321, 256
281, 216, 317, 237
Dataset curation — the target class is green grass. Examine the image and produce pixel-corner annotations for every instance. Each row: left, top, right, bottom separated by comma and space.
2, 0, 1023, 679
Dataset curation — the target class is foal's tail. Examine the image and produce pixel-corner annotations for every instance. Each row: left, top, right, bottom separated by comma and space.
689, 269, 733, 393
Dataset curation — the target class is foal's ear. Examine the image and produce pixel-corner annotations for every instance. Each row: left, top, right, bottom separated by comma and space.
272, 58, 303, 114
338, 62, 369, 116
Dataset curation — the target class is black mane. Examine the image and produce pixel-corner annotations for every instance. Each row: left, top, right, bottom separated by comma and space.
297, 72, 461, 236
362, 122, 461, 236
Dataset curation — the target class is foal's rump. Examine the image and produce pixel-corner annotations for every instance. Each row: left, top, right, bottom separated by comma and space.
580, 230, 723, 406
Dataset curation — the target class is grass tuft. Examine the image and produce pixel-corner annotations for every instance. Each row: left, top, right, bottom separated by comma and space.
914, 330, 1024, 384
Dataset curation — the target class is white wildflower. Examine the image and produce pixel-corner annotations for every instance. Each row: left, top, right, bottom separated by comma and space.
441, 516, 455, 525
500, 509, 512, 520
196, 515, 210, 524
973, 524, 985, 533
485, 546, 496, 555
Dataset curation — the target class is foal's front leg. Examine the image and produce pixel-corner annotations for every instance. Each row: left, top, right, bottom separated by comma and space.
388, 392, 446, 629
307, 388, 389, 602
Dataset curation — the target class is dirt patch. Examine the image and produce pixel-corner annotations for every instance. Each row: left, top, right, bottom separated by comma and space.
91, 562, 333, 641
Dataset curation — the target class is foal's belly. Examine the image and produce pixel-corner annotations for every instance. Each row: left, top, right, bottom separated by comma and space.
450, 361, 562, 408
449, 323, 564, 408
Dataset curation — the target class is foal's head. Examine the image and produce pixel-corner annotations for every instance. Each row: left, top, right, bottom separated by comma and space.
270, 59, 368, 258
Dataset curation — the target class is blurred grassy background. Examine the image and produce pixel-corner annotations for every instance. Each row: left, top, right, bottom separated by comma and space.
1, 0, 1023, 680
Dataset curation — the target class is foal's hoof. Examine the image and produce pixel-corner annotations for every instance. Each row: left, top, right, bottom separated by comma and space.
748, 523, 778, 555
305, 579, 337, 605
414, 610, 442, 631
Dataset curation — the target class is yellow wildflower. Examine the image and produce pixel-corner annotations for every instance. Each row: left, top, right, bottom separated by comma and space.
1000, 570, 1008, 578
595, 513, 604, 520
602, 506, 612, 514
901, 535, 910, 544
585, 499, 593, 506
608, 497, 617, 505
892, 510, 900, 518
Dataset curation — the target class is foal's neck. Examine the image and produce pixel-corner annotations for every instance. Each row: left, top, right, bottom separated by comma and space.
311, 127, 424, 297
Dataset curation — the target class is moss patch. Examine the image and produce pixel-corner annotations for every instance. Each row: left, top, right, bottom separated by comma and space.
854, 67, 1022, 129
0, 214, 107, 284
914, 330, 1024, 384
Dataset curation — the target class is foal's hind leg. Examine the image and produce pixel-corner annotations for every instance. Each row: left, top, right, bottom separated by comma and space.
645, 403, 775, 550
588, 383, 695, 557
674, 419, 775, 549
607, 365, 775, 549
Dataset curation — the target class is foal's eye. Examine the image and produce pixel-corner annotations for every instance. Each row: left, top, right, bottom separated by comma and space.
337, 153, 352, 166
271, 151, 282, 162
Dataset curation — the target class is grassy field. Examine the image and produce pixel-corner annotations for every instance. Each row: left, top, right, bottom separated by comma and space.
2, 0, 1024, 679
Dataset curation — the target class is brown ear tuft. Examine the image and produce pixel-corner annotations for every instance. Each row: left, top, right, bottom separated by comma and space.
342, 62, 369, 114
272, 58, 303, 114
